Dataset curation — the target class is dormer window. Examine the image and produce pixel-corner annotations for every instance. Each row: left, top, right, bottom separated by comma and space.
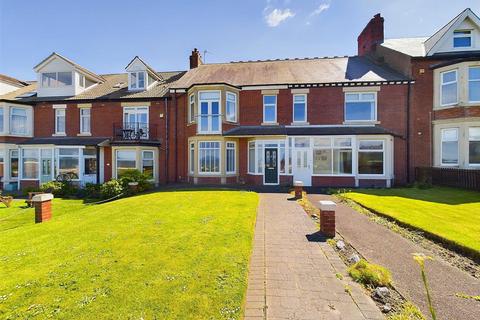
129, 71, 146, 90
41, 72, 73, 88
453, 30, 472, 48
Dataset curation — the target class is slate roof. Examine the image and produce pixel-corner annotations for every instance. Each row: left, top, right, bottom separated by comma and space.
223, 125, 398, 137
0, 71, 186, 103
171, 56, 409, 89
381, 37, 428, 57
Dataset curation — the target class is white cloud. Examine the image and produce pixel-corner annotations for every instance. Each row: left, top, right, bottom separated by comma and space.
310, 3, 330, 17
265, 8, 295, 27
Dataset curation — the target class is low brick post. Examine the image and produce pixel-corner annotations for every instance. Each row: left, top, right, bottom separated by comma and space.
319, 200, 336, 238
294, 181, 304, 199
32, 193, 54, 223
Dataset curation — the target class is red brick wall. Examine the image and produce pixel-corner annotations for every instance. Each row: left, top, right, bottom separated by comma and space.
434, 105, 480, 119
20, 180, 39, 190
312, 176, 355, 187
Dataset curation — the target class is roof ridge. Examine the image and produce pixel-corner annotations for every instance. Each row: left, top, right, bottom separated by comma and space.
197, 55, 351, 66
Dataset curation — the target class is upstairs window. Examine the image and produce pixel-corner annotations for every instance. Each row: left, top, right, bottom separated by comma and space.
293, 94, 307, 123
440, 70, 458, 106
129, 71, 146, 90
226, 92, 237, 122
55, 108, 66, 134
263, 95, 277, 123
0, 108, 4, 133
345, 92, 376, 121
468, 67, 480, 102
198, 91, 221, 134
441, 128, 459, 165
453, 30, 472, 48
80, 108, 91, 134
10, 107, 28, 135
41, 72, 72, 87
188, 94, 195, 123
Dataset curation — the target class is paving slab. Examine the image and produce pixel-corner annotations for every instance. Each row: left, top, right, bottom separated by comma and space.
245, 193, 383, 319
309, 194, 480, 320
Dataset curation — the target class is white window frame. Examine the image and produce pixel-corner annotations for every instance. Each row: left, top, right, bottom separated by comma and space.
263, 95, 277, 123
0, 107, 4, 133
226, 141, 236, 174
248, 141, 256, 174
9, 149, 19, 180
292, 94, 307, 123
357, 140, 385, 176
312, 137, 354, 176
453, 30, 472, 48
198, 91, 222, 134
55, 107, 66, 135
440, 128, 459, 166
468, 66, 480, 103
21, 148, 40, 180
129, 71, 146, 90
226, 92, 237, 122
198, 141, 221, 175
141, 150, 155, 180
188, 94, 195, 123
440, 70, 458, 107
79, 107, 91, 134
10, 107, 29, 135
56, 147, 81, 181
115, 149, 137, 178
189, 142, 195, 174
468, 127, 480, 166
344, 92, 377, 122
41, 71, 73, 88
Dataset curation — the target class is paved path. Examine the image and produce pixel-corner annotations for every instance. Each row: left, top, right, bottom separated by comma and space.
308, 194, 480, 320
244, 193, 384, 320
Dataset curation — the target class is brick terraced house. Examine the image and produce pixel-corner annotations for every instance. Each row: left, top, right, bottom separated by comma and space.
0, 8, 479, 190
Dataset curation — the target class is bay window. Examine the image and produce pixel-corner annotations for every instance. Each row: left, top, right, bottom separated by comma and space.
0, 108, 3, 132
116, 150, 136, 178
189, 142, 195, 174
468, 67, 480, 103
469, 127, 480, 165
226, 142, 236, 174
198, 141, 220, 174
441, 128, 459, 165
189, 94, 195, 123
358, 140, 384, 175
58, 148, 80, 178
142, 150, 154, 179
10, 107, 28, 135
41, 72, 72, 87
313, 137, 353, 175
83, 148, 97, 175
80, 108, 91, 134
226, 92, 237, 122
293, 94, 307, 123
198, 91, 221, 133
10, 150, 18, 179
22, 149, 39, 179
263, 95, 277, 123
440, 70, 458, 106
248, 141, 255, 174
345, 93, 376, 121
55, 108, 66, 134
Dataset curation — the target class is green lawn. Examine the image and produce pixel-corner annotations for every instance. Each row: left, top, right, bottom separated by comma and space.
0, 190, 258, 319
341, 187, 480, 253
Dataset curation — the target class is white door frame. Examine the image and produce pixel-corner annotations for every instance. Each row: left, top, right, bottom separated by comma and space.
293, 147, 312, 186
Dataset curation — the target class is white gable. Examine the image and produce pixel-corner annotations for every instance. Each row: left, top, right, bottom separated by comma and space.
426, 9, 480, 56
126, 57, 147, 72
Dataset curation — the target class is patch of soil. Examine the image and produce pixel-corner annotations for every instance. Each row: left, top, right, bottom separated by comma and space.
338, 197, 480, 279
330, 234, 406, 315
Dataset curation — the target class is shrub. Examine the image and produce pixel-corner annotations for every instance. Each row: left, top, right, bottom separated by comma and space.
388, 302, 425, 320
40, 181, 64, 195
348, 259, 392, 287
100, 179, 124, 199
84, 183, 102, 199
118, 169, 153, 193
22, 186, 41, 196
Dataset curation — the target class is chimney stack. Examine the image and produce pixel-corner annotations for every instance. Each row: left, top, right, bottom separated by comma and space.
189, 48, 203, 69
357, 13, 384, 56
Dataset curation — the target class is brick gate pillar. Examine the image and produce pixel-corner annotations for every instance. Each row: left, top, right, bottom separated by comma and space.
319, 200, 336, 238
32, 193, 54, 223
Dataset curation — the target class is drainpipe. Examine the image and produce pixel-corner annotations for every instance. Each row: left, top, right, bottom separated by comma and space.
96, 146, 100, 183
173, 92, 178, 182
406, 82, 411, 183
164, 97, 169, 184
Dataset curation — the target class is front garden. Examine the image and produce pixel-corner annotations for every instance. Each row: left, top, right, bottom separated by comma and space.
0, 190, 258, 319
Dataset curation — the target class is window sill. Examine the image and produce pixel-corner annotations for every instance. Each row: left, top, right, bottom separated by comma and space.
290, 122, 309, 126
261, 122, 279, 126
52, 133, 67, 137
77, 133, 92, 136
343, 120, 380, 125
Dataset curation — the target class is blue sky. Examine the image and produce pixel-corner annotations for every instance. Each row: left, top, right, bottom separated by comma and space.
0, 0, 479, 80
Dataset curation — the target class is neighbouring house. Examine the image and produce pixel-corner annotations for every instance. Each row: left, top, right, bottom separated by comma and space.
0, 53, 184, 190
365, 8, 480, 174
0, 74, 28, 95
0, 8, 478, 190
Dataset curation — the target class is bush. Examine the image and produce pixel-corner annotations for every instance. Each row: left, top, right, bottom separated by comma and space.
84, 183, 102, 199
22, 186, 41, 196
348, 259, 392, 287
100, 179, 124, 199
40, 181, 64, 196
118, 169, 153, 193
